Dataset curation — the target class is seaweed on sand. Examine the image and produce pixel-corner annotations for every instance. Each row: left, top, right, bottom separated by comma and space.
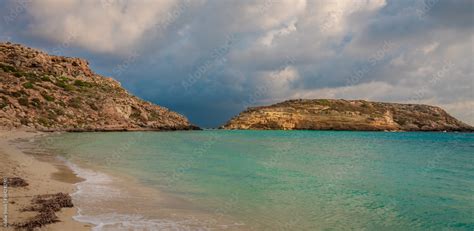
13, 193, 73, 230
0, 177, 29, 187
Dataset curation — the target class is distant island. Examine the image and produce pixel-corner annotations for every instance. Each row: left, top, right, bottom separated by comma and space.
0, 43, 199, 131
221, 99, 474, 132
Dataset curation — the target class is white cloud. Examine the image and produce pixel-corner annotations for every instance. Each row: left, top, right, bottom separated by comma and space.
258, 19, 297, 47
244, 0, 306, 30
25, 0, 179, 54
420, 42, 440, 54
308, 0, 386, 36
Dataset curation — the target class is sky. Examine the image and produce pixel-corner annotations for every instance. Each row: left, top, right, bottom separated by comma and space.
0, 0, 472, 128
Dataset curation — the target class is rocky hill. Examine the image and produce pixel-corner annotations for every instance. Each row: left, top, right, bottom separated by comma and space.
221, 99, 473, 131
0, 42, 199, 131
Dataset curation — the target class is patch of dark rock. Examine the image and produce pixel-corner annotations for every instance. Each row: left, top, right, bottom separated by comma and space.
13, 193, 73, 231
0, 177, 28, 187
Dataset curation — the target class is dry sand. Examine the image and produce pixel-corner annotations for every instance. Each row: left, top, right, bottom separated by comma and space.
0, 130, 91, 231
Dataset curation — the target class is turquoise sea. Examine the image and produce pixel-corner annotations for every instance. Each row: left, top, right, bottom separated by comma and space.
28, 131, 474, 230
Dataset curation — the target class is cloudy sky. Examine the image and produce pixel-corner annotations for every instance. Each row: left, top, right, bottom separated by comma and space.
1, 0, 472, 127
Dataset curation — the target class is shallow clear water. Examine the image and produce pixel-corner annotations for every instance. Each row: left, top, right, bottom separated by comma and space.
35, 131, 474, 230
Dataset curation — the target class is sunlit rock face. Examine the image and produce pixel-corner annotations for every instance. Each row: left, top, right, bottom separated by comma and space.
222, 99, 473, 132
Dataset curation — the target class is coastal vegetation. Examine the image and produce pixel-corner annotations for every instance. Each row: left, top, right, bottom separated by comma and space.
0, 42, 199, 131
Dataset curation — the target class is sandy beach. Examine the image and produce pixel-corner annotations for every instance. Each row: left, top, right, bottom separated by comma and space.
0, 130, 91, 231
0, 131, 248, 231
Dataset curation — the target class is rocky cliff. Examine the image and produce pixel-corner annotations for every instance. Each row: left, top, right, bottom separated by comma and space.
222, 99, 473, 131
0, 42, 199, 131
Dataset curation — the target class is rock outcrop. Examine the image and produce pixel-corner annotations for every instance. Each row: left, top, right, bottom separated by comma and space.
0, 42, 199, 131
221, 99, 473, 131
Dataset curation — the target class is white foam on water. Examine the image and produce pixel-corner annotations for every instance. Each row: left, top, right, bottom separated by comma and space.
59, 158, 210, 231
75, 213, 211, 231
61, 157, 122, 200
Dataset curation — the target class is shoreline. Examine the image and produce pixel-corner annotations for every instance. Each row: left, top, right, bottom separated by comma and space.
0, 129, 91, 230
0, 130, 246, 231
54, 148, 247, 231
1, 130, 244, 231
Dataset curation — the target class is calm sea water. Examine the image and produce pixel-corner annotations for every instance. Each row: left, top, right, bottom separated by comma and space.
33, 131, 473, 230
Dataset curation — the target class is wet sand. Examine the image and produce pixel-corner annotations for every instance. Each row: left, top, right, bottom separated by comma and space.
0, 130, 91, 231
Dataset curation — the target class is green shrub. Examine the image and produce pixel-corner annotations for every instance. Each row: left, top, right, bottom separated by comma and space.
64, 84, 74, 91
130, 110, 142, 121
37, 117, 51, 126
11, 71, 38, 80
73, 80, 91, 87
47, 111, 58, 120
11, 91, 22, 97
41, 92, 55, 102
0, 98, 7, 109
11, 90, 29, 98
31, 98, 41, 108
18, 97, 29, 106
58, 76, 70, 82
317, 99, 331, 106
149, 111, 159, 120
53, 108, 65, 116
18, 90, 28, 96
68, 97, 82, 108
41, 76, 52, 82
22, 82, 34, 89
20, 118, 29, 125
55, 80, 74, 91
24, 73, 39, 82
0, 63, 16, 73
88, 102, 99, 111
55, 80, 67, 88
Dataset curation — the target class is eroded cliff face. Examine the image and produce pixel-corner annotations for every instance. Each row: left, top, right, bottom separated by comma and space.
0, 42, 199, 131
222, 99, 473, 131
